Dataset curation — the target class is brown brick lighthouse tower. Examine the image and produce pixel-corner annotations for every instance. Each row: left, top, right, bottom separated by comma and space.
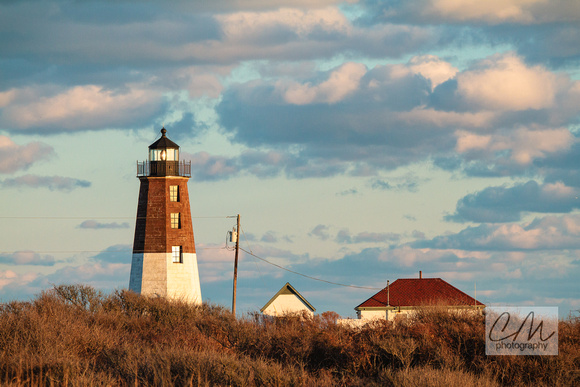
129, 128, 202, 304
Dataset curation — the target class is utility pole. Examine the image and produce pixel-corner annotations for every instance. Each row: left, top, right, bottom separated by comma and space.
232, 214, 240, 315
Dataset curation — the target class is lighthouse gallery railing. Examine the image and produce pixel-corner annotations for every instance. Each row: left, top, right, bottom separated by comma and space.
137, 160, 191, 177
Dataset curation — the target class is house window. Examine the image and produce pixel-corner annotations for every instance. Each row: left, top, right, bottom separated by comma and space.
170, 213, 180, 229
172, 246, 182, 263
170, 185, 179, 202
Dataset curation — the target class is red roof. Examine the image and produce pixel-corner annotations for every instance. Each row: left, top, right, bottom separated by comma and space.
356, 278, 484, 309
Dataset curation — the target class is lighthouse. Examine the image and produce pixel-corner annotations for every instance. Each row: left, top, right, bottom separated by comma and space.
129, 128, 202, 304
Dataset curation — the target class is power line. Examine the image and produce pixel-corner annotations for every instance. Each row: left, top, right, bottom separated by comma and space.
0, 246, 228, 254
239, 247, 382, 291
240, 225, 266, 283
0, 216, 232, 220
0, 217, 133, 220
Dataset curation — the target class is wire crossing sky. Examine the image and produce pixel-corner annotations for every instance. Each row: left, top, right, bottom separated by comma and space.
0, 0, 579, 317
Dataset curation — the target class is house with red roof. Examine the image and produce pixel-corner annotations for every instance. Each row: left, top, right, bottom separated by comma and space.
354, 272, 484, 322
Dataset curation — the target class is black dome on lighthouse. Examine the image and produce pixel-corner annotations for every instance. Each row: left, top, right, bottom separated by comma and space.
149, 128, 179, 149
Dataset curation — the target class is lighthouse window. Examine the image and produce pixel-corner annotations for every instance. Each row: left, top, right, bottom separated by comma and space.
170, 185, 179, 202
166, 149, 178, 161
172, 246, 182, 263
170, 213, 181, 229
149, 149, 161, 161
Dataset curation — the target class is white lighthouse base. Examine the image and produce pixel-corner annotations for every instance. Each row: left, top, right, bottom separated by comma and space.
129, 252, 202, 304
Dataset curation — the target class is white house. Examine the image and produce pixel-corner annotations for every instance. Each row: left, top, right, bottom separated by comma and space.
356, 273, 484, 322
260, 282, 316, 317
339, 273, 484, 326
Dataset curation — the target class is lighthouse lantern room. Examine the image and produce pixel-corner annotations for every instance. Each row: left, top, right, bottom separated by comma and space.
129, 128, 202, 304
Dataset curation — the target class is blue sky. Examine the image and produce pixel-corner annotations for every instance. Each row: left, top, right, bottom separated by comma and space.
1, 0, 579, 318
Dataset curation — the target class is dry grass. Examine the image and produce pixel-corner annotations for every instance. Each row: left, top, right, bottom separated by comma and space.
0, 285, 578, 386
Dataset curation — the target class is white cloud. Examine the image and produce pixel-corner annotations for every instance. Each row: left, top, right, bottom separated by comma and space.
191, 8, 434, 63
281, 62, 367, 104
0, 244, 135, 301
0, 270, 38, 293
447, 181, 580, 223
483, 215, 580, 250
1, 174, 91, 191
456, 53, 558, 111
393, 0, 580, 24
408, 55, 458, 90
216, 7, 351, 42
510, 128, 574, 164
424, 214, 580, 250
0, 136, 54, 174
78, 220, 130, 230
455, 127, 574, 165
336, 228, 400, 244
455, 132, 492, 153
189, 151, 238, 181
176, 0, 357, 12
0, 90, 15, 107
168, 65, 232, 99
429, 0, 545, 24
396, 108, 495, 128
1, 85, 164, 132
309, 224, 330, 240
50, 263, 130, 285
0, 251, 55, 266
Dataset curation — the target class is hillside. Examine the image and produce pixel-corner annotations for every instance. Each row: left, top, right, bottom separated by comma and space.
0, 285, 578, 386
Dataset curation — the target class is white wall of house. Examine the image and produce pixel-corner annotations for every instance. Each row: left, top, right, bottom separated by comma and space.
358, 306, 483, 322
358, 309, 387, 320
262, 294, 314, 317
358, 308, 413, 321
386, 309, 414, 321
337, 318, 368, 328
337, 310, 408, 328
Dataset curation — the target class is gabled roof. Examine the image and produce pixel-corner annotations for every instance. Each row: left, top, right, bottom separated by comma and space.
355, 278, 484, 309
149, 128, 179, 149
260, 282, 316, 312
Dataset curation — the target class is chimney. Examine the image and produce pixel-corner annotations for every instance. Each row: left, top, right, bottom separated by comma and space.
419, 271, 422, 279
